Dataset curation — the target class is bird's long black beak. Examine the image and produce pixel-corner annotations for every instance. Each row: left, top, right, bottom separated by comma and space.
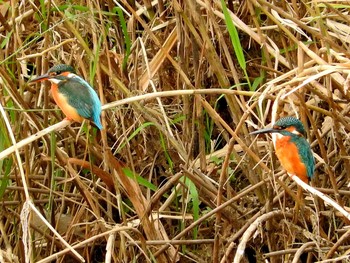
29, 73, 50, 83
250, 128, 279, 135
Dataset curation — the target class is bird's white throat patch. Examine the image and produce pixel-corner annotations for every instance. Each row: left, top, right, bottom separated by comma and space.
275, 133, 284, 139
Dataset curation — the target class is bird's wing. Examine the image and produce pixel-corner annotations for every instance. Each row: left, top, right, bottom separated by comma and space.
298, 139, 315, 179
58, 77, 101, 120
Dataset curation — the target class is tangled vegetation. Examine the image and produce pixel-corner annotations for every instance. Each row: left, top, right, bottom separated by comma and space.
1, 0, 350, 262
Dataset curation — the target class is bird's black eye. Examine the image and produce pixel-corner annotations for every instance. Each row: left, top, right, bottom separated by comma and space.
56, 70, 62, 75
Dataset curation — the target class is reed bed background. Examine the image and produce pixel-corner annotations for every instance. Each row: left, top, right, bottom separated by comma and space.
0, 0, 350, 262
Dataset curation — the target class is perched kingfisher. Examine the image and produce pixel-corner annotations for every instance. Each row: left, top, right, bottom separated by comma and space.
250, 117, 315, 183
30, 64, 103, 130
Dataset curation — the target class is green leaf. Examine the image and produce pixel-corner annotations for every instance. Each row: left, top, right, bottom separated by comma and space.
181, 176, 199, 239
114, 7, 131, 71
123, 168, 158, 192
0, 31, 12, 49
252, 75, 264, 91
221, 0, 252, 90
221, 0, 245, 71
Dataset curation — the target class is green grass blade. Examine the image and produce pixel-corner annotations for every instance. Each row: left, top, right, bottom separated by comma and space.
159, 132, 173, 171
180, 176, 199, 239
0, 116, 11, 198
123, 167, 158, 192
221, 0, 252, 90
0, 158, 11, 198
221, 0, 245, 70
114, 7, 131, 71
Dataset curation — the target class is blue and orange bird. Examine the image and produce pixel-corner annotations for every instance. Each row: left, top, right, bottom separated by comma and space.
250, 117, 314, 183
30, 64, 103, 130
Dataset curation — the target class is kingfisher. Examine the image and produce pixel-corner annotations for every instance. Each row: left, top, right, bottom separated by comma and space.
30, 64, 103, 130
250, 116, 314, 183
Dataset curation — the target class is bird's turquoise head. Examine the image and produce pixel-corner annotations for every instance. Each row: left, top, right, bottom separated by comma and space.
272, 116, 306, 137
250, 116, 306, 137
30, 64, 76, 84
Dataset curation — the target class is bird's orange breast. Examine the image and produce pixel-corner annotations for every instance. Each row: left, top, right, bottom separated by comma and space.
51, 84, 84, 123
275, 136, 309, 183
